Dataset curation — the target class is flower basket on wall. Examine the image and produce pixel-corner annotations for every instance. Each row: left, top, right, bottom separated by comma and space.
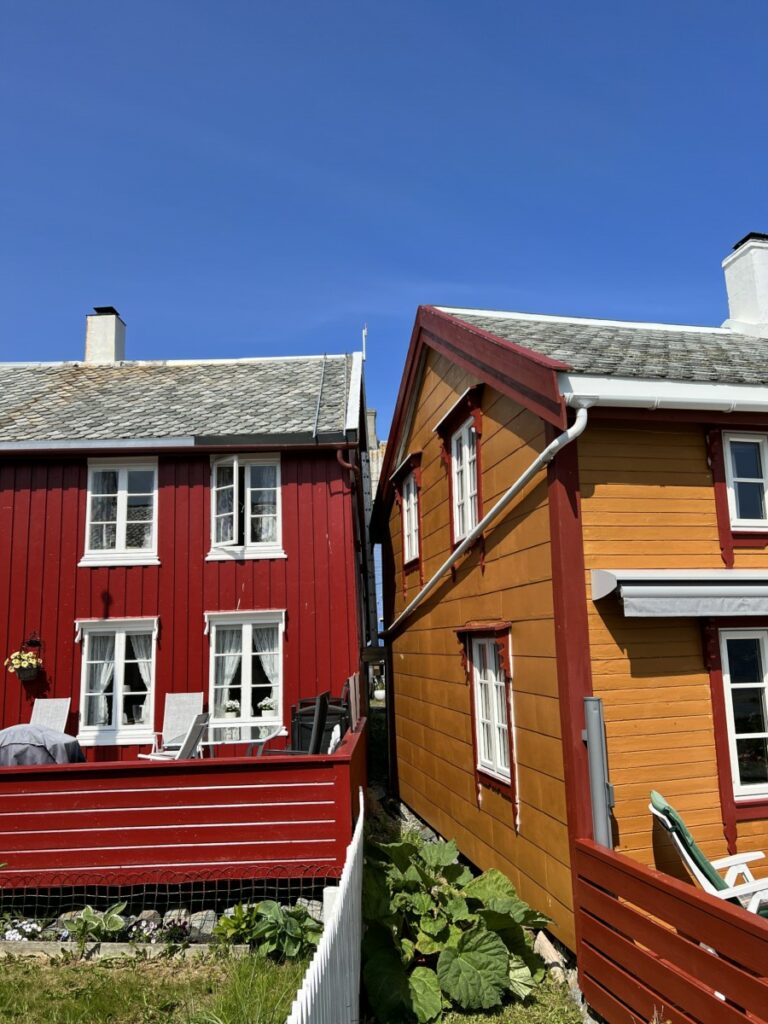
4, 642, 43, 684
15, 666, 40, 683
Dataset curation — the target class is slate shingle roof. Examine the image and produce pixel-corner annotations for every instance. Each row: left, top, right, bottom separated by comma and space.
0, 355, 354, 443
444, 310, 768, 385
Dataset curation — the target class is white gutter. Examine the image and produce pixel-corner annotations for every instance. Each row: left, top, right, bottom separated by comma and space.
560, 373, 768, 413
382, 405, 590, 637
0, 436, 196, 451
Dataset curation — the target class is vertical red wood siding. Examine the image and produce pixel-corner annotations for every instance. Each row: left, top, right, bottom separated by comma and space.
0, 451, 361, 758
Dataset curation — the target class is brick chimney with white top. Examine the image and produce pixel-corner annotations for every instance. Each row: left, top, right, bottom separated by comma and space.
723, 233, 768, 338
84, 306, 125, 363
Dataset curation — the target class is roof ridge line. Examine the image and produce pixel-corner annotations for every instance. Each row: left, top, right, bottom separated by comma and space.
437, 306, 732, 335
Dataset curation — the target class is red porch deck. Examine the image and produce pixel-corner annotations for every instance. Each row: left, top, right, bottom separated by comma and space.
0, 721, 367, 890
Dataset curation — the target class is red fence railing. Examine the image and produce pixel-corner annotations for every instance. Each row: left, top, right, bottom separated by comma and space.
0, 721, 367, 890
574, 839, 768, 1024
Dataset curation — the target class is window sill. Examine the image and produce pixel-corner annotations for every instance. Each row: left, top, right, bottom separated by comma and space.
78, 731, 155, 746
79, 554, 160, 568
206, 547, 287, 562
734, 797, 768, 820
403, 557, 420, 575
477, 766, 514, 800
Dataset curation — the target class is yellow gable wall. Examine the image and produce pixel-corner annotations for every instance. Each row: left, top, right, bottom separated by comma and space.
387, 348, 575, 948
578, 422, 768, 876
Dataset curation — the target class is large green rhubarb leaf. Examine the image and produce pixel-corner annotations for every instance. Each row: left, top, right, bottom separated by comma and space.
464, 869, 537, 920
420, 840, 459, 870
507, 955, 536, 1001
436, 927, 509, 1009
409, 966, 443, 1023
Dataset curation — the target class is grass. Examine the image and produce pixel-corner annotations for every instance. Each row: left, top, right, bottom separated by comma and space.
0, 953, 306, 1024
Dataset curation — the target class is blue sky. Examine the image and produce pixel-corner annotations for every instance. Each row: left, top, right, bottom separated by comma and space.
1, 1, 767, 433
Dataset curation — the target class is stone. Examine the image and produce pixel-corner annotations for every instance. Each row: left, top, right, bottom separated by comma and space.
189, 910, 218, 941
163, 908, 190, 928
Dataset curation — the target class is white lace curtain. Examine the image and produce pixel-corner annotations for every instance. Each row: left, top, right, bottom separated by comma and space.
214, 628, 242, 715
89, 634, 115, 726
129, 633, 152, 724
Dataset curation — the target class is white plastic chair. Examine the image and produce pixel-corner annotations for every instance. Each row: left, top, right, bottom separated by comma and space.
148, 692, 203, 754
138, 713, 210, 761
30, 698, 71, 733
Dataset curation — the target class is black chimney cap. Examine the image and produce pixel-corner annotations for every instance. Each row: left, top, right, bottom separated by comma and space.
733, 232, 768, 251
92, 306, 120, 316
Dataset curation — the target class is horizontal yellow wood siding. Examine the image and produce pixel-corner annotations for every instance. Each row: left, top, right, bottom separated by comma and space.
388, 348, 574, 947
579, 423, 768, 879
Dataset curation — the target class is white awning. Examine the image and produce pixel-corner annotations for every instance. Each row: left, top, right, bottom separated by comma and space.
591, 569, 768, 618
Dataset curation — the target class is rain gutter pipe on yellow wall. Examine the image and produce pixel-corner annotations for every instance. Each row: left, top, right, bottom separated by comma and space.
381, 404, 591, 638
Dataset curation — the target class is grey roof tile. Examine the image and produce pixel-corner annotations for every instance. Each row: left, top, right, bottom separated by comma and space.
0, 355, 354, 443
446, 311, 768, 385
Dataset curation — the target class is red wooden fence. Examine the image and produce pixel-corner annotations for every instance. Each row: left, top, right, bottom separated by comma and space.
0, 722, 367, 890
574, 839, 768, 1024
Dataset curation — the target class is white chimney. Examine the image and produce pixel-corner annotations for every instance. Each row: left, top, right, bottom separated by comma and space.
84, 306, 126, 363
722, 233, 768, 337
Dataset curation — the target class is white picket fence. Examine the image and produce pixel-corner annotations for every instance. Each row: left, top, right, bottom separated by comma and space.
285, 789, 365, 1024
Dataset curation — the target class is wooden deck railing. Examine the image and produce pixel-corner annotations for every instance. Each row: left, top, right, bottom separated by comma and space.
574, 839, 768, 1024
0, 721, 367, 890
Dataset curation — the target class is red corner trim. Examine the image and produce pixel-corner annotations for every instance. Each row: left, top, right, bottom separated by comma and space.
702, 621, 738, 853
546, 420, 594, 968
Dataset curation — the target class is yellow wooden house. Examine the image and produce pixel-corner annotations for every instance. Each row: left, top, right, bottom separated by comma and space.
372, 232, 768, 952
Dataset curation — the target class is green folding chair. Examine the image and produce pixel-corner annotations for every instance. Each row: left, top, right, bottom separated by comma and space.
649, 790, 768, 917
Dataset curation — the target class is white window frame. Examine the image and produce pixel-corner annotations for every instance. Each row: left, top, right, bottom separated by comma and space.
471, 635, 514, 785
402, 471, 420, 564
451, 418, 479, 543
723, 432, 768, 530
80, 458, 160, 566
207, 454, 286, 560
75, 617, 158, 746
204, 610, 286, 735
720, 628, 768, 799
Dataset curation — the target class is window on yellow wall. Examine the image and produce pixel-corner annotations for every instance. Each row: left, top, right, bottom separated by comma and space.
720, 629, 768, 796
451, 418, 479, 542
402, 471, 420, 564
724, 433, 768, 527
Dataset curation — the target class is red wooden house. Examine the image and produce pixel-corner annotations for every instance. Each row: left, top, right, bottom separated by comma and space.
0, 307, 371, 892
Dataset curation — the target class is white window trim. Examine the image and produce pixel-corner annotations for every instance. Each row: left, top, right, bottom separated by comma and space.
80, 458, 160, 567
204, 610, 286, 730
402, 471, 419, 564
76, 616, 159, 746
471, 635, 513, 785
720, 628, 768, 799
723, 432, 768, 531
451, 417, 479, 543
207, 454, 286, 560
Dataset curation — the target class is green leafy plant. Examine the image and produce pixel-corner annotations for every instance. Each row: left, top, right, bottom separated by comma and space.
68, 901, 127, 948
362, 838, 549, 1023
214, 900, 321, 959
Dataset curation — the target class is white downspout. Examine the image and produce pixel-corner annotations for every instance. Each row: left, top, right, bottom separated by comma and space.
381, 404, 590, 637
